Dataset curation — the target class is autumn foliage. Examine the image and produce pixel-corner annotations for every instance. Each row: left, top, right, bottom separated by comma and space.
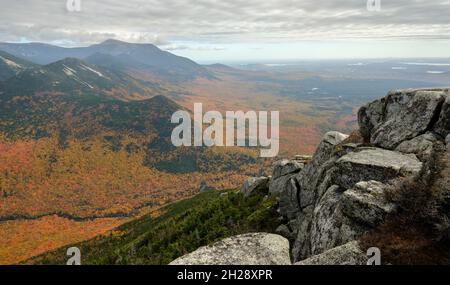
0, 134, 263, 264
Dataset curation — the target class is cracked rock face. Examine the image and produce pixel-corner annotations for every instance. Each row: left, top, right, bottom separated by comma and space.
395, 132, 439, 159
278, 177, 302, 220
269, 159, 304, 197
359, 89, 449, 149
341, 181, 397, 227
308, 185, 367, 256
285, 139, 422, 260
269, 89, 449, 262
434, 95, 450, 138
333, 148, 422, 189
277, 131, 346, 221
169, 233, 291, 265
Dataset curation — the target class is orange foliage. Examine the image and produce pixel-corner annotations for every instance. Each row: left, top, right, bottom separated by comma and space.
0, 215, 126, 264
0, 136, 253, 218
0, 135, 260, 264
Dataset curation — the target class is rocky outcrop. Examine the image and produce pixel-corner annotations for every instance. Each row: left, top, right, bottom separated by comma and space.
170, 88, 450, 266
273, 88, 449, 262
272, 159, 305, 180
358, 89, 449, 149
333, 148, 422, 188
240, 177, 270, 197
295, 241, 367, 265
169, 233, 291, 265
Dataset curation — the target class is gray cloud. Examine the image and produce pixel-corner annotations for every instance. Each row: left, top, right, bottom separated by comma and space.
0, 0, 449, 47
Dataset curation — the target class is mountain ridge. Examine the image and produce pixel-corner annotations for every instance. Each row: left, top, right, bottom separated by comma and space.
0, 56, 166, 102
0, 40, 213, 82
0, 50, 36, 81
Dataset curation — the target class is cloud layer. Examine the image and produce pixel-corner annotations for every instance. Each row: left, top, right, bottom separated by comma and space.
1, 0, 450, 45
0, 0, 449, 61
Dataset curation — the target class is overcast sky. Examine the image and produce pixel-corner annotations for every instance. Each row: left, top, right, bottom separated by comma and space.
1, 0, 450, 62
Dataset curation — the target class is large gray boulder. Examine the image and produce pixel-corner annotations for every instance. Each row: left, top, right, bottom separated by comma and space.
333, 148, 422, 189
169, 233, 291, 265
358, 89, 448, 149
295, 241, 367, 265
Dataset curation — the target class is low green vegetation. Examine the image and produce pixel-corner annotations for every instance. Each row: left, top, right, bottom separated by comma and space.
27, 189, 279, 265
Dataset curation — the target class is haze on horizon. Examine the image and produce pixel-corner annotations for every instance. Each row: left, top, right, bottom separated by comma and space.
1, 0, 450, 63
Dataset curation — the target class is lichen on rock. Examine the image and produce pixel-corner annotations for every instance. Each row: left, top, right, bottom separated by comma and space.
169, 233, 291, 265
295, 241, 367, 265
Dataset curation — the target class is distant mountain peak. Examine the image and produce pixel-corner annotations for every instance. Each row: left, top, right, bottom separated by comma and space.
99, 39, 130, 45
0, 40, 213, 82
98, 39, 158, 49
